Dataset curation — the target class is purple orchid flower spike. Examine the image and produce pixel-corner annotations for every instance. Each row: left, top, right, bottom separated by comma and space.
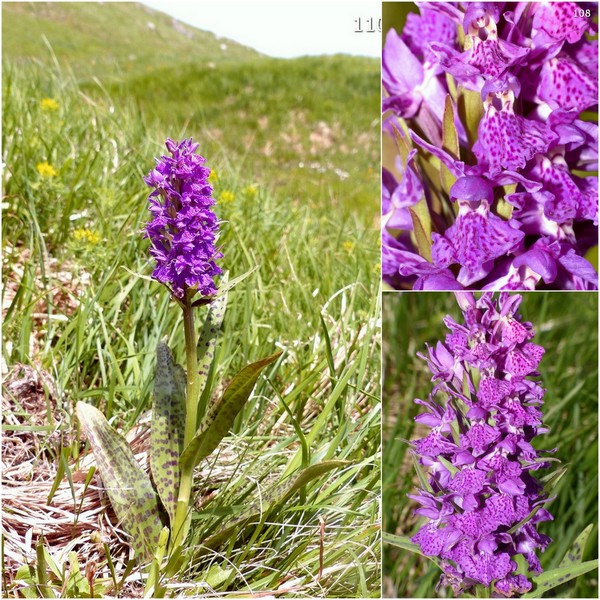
431, 3, 530, 88
409, 293, 554, 596
382, 2, 598, 290
144, 138, 222, 299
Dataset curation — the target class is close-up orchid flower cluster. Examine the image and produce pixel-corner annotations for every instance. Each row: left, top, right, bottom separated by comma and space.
410, 292, 553, 596
382, 2, 599, 290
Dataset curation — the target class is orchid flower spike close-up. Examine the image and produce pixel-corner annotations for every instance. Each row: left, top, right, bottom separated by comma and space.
382, 2, 599, 290
410, 292, 554, 596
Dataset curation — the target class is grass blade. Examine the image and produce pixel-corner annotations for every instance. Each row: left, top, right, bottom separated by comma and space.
202, 460, 349, 550
76, 401, 164, 559
179, 351, 282, 472
150, 342, 186, 527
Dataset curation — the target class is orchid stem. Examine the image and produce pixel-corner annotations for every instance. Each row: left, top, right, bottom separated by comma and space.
171, 293, 201, 552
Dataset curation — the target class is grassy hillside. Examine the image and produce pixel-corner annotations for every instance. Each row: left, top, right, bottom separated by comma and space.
2, 2, 257, 78
3, 2, 379, 214
106, 54, 379, 209
2, 2, 381, 597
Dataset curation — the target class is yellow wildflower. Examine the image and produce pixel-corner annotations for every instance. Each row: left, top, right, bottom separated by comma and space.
244, 184, 258, 198
36, 162, 58, 177
208, 170, 219, 184
40, 98, 59, 111
343, 241, 355, 253
73, 228, 101, 245
218, 190, 235, 204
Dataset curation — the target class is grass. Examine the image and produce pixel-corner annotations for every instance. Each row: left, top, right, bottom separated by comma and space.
1, 9, 381, 595
106, 53, 380, 209
382, 292, 598, 598
2, 2, 257, 78
2, 2, 380, 215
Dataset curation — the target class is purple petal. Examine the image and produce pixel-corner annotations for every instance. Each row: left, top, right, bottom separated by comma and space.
532, 2, 591, 44
539, 54, 598, 112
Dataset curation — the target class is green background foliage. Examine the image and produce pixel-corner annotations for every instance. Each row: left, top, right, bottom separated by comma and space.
382, 292, 598, 598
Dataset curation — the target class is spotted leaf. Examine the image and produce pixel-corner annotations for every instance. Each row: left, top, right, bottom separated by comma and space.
523, 559, 598, 598
559, 524, 594, 568
196, 272, 229, 415
150, 343, 186, 527
76, 402, 163, 559
179, 351, 282, 472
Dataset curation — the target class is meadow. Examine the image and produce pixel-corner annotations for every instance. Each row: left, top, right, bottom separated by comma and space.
2, 3, 380, 597
382, 292, 598, 598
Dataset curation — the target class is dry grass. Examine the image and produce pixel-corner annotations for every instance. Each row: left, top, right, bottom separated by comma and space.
2, 368, 265, 597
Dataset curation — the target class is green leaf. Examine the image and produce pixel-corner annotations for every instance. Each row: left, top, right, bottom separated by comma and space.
541, 465, 568, 493
461, 371, 471, 399
409, 204, 432, 263
145, 526, 170, 599
150, 342, 186, 528
15, 564, 39, 599
457, 86, 484, 151
391, 121, 411, 167
205, 564, 233, 588
383, 532, 420, 553
496, 183, 517, 220
411, 453, 433, 493
35, 536, 52, 598
383, 532, 442, 567
440, 95, 459, 195
559, 524, 594, 568
179, 352, 282, 472
76, 402, 164, 559
201, 460, 348, 550
523, 559, 598, 598
437, 455, 458, 476
215, 266, 258, 296
64, 552, 90, 598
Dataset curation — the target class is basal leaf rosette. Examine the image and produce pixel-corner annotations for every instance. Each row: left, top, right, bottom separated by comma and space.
409, 292, 554, 597
382, 2, 598, 290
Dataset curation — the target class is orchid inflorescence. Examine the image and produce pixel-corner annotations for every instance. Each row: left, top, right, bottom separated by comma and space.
144, 138, 222, 299
409, 292, 554, 596
382, 2, 598, 290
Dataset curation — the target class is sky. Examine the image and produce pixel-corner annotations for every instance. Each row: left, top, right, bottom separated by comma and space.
140, 1, 381, 58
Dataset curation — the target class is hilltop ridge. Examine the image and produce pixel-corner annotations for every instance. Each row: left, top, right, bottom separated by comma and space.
2, 2, 260, 79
